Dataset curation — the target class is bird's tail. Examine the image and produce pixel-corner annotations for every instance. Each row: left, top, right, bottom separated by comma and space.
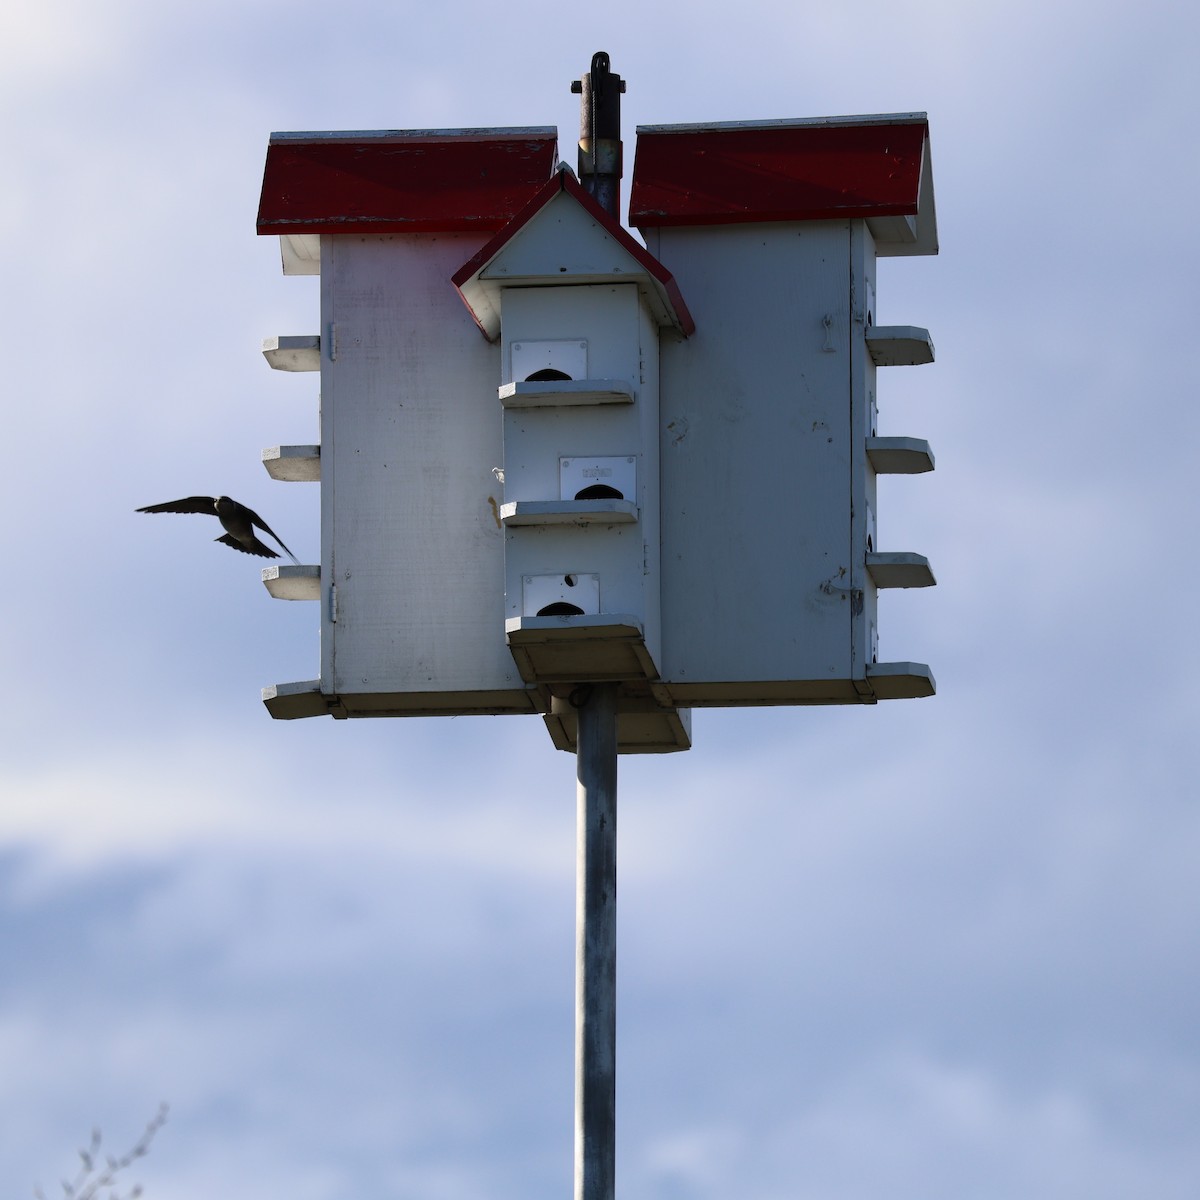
215, 533, 279, 559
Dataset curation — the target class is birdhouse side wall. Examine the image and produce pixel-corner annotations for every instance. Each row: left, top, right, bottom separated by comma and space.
650, 220, 859, 701
319, 233, 531, 703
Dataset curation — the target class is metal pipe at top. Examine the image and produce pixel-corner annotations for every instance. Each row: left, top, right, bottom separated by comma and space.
571, 51, 626, 222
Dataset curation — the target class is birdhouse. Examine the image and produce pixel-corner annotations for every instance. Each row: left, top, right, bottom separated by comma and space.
252, 110, 942, 751
629, 113, 940, 706
453, 168, 694, 750
254, 127, 694, 751
255, 127, 559, 722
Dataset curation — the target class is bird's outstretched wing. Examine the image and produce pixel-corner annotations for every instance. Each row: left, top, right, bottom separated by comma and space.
244, 507, 300, 565
137, 497, 216, 515
216, 532, 279, 559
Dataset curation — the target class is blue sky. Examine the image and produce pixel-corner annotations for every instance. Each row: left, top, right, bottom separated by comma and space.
3, 0, 1198, 1197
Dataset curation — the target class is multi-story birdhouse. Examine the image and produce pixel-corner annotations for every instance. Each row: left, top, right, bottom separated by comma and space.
631, 113, 939, 707
254, 111, 940, 752
255, 127, 696, 751
452, 167, 694, 751
256, 128, 557, 720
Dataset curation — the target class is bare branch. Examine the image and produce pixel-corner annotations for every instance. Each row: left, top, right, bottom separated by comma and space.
34, 1106, 168, 1200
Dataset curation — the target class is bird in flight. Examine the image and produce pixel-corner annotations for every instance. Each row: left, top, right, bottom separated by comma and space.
137, 495, 300, 564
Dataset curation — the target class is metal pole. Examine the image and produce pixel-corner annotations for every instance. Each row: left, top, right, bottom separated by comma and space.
571, 51, 625, 222
574, 682, 619, 1200
568, 54, 624, 1199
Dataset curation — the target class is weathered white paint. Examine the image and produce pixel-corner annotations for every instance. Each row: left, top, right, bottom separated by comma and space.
499, 283, 663, 683
261, 334, 320, 372
866, 437, 935, 474
317, 232, 537, 713
500, 500, 639, 526
866, 552, 937, 589
560, 455, 636, 501
521, 572, 601, 617
262, 445, 321, 482
865, 325, 935, 366
461, 187, 691, 339
545, 691, 691, 753
505, 615, 656, 685
261, 680, 328, 718
645, 216, 936, 704
499, 380, 635, 408
511, 338, 588, 383
280, 234, 320, 276
258, 118, 940, 732
261, 564, 320, 601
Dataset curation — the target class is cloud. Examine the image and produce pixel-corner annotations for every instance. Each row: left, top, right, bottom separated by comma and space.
0, 0, 128, 93
3, 1, 1198, 1197
0, 727, 576, 885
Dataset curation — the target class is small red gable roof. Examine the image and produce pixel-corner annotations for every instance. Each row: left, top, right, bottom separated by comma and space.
257, 127, 559, 236
452, 168, 695, 340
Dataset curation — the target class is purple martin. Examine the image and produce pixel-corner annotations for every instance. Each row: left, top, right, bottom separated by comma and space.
137, 495, 300, 564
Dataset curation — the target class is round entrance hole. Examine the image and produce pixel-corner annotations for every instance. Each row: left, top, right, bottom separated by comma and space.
574, 483, 624, 501
537, 602, 585, 617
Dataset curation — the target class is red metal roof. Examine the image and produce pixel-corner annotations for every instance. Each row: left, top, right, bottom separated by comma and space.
257, 128, 559, 235
629, 116, 929, 228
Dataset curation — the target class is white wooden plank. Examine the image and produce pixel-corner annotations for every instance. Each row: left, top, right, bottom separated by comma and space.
261, 680, 328, 718
501, 500, 638, 526
280, 234, 321, 275
544, 694, 692, 754
262, 334, 321, 371
505, 614, 655, 683
866, 552, 936, 588
865, 326, 934, 366
499, 379, 635, 407
262, 565, 321, 600
866, 436, 934, 474
866, 661, 936, 698
262, 445, 321, 482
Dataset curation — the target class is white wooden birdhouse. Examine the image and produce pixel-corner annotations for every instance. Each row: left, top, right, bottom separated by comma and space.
630, 112, 940, 707
255, 127, 559, 722
254, 129, 696, 751
252, 110, 943, 752
453, 167, 694, 750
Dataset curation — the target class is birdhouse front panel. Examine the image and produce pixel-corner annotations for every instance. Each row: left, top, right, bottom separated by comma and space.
447, 169, 690, 709
318, 231, 536, 712
498, 281, 664, 684
500, 283, 645, 496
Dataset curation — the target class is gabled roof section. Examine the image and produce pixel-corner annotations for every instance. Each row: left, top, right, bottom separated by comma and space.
257, 127, 559, 236
452, 168, 695, 341
630, 113, 937, 256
